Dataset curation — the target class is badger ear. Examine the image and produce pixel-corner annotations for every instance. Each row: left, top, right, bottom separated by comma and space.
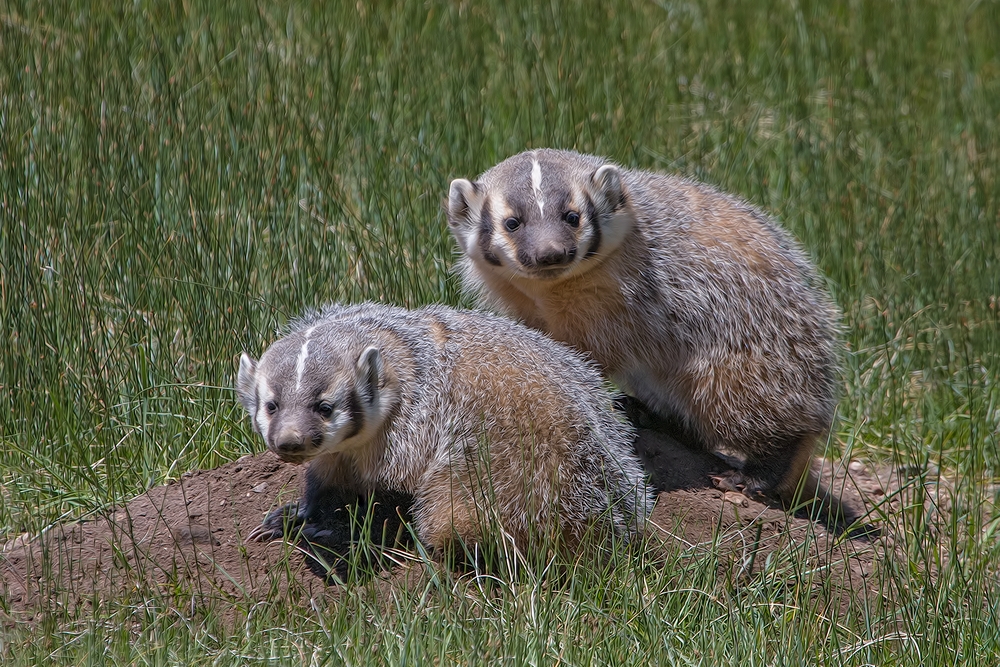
355, 346, 383, 407
591, 165, 625, 211
236, 353, 258, 415
447, 178, 484, 228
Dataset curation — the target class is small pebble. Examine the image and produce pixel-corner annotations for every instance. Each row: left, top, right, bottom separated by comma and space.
723, 491, 749, 507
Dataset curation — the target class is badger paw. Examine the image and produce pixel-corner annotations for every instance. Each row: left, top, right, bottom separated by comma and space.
710, 471, 765, 498
248, 502, 306, 542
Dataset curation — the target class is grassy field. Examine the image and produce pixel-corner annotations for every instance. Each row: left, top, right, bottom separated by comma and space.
2, 0, 999, 663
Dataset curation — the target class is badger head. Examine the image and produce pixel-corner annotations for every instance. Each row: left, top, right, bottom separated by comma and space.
447, 149, 634, 281
236, 332, 392, 464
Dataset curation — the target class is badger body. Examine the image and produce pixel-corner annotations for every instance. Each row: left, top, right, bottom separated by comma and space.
236, 302, 653, 557
447, 149, 851, 526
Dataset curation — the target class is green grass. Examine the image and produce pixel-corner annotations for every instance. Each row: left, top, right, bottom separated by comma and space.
2, 0, 998, 663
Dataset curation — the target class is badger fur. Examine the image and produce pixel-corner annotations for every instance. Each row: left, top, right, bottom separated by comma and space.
236, 302, 653, 562
447, 148, 859, 531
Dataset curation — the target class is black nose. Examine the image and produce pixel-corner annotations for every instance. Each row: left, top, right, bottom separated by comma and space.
274, 439, 305, 456
534, 245, 574, 267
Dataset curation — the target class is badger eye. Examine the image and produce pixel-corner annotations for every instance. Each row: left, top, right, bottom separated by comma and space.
264, 401, 278, 415
565, 211, 580, 227
503, 217, 521, 232
316, 401, 334, 418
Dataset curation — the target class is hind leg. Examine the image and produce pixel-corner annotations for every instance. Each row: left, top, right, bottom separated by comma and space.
710, 433, 865, 534
709, 432, 815, 500
411, 467, 486, 555
412, 456, 539, 572
712, 446, 812, 501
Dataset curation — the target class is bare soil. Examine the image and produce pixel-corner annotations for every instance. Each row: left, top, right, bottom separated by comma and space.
0, 428, 938, 622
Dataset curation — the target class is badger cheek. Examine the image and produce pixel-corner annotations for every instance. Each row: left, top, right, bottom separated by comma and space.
255, 411, 271, 442
314, 415, 354, 455
481, 247, 503, 268
478, 229, 507, 269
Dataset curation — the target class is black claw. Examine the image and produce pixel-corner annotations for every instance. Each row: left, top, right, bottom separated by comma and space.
251, 489, 415, 585
250, 502, 307, 542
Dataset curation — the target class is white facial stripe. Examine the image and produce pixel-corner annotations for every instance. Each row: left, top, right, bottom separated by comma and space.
531, 157, 545, 216
295, 341, 309, 391
295, 326, 316, 391
256, 378, 274, 439
322, 410, 355, 452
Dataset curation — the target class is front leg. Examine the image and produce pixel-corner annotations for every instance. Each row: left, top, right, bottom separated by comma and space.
294, 487, 413, 583
249, 457, 361, 543
249, 458, 414, 582
304, 489, 415, 582
248, 483, 362, 543
248, 500, 308, 542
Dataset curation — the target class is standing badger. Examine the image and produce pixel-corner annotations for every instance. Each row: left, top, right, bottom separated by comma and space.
236, 302, 653, 561
447, 149, 853, 528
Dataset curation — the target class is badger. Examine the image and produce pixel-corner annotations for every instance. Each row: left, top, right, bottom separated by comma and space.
236, 302, 653, 564
447, 148, 859, 530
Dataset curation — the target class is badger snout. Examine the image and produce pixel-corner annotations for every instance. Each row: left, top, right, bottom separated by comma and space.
519, 241, 577, 272
269, 425, 323, 462
273, 435, 305, 458
534, 243, 576, 267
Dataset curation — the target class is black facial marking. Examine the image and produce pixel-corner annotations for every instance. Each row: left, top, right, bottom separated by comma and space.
346, 391, 364, 440
478, 199, 502, 265
478, 199, 493, 257
584, 198, 602, 259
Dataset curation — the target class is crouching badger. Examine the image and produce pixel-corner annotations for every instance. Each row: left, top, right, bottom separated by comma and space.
236, 302, 653, 564
447, 149, 860, 531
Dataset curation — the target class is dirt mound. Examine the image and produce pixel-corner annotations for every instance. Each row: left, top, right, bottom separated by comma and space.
1, 454, 338, 622
1, 429, 928, 621
636, 429, 895, 613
